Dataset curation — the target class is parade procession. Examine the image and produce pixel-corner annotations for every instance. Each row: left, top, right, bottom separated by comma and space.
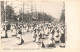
1, 1, 65, 49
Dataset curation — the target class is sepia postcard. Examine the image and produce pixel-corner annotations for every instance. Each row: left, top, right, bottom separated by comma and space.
0, 0, 80, 52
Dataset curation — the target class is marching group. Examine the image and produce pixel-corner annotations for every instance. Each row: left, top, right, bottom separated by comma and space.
1, 22, 65, 48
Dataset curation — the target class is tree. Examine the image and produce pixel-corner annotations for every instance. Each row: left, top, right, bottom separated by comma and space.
5, 5, 15, 22
60, 9, 65, 23
38, 12, 54, 22
59, 2, 65, 23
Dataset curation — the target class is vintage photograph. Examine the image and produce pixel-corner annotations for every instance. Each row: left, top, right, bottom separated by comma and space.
1, 0, 65, 49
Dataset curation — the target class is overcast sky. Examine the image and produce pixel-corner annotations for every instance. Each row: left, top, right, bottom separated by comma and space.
5, 0, 64, 19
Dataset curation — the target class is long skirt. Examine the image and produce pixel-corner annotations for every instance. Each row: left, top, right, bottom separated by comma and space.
60, 34, 65, 43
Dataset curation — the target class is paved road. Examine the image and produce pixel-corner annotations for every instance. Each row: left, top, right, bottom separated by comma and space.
1, 32, 40, 48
